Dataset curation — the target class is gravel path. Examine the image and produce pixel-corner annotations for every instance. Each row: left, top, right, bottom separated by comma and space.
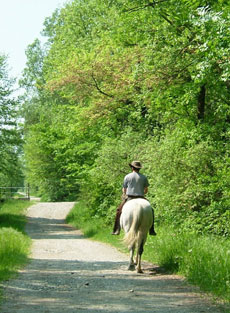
0, 202, 227, 313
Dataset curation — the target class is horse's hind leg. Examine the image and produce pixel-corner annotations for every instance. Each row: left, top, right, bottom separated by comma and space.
136, 239, 144, 273
128, 244, 135, 271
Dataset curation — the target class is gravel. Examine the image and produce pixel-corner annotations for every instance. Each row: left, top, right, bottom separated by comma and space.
0, 201, 227, 313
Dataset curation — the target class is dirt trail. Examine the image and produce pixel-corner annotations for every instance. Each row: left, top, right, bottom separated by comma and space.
0, 202, 227, 313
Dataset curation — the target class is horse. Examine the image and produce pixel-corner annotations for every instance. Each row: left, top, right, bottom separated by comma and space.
120, 198, 153, 273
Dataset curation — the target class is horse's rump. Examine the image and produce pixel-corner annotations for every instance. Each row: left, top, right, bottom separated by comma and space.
120, 198, 153, 249
120, 198, 153, 273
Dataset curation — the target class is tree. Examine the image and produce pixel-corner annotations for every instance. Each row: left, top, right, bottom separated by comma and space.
21, 0, 230, 235
0, 54, 23, 189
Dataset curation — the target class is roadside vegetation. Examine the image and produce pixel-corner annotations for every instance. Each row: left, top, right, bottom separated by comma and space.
0, 200, 32, 283
67, 201, 230, 302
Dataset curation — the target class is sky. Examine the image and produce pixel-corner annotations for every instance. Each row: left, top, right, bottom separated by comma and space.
0, 0, 67, 80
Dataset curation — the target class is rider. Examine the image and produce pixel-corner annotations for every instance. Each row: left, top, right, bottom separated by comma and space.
112, 160, 157, 236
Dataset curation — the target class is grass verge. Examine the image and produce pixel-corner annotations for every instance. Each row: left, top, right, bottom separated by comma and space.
144, 228, 230, 302
67, 201, 230, 303
0, 200, 33, 282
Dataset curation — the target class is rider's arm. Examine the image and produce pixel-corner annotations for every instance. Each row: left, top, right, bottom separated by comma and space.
122, 187, 127, 195
144, 187, 148, 194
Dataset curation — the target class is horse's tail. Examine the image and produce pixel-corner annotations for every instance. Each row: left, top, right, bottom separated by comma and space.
123, 208, 143, 250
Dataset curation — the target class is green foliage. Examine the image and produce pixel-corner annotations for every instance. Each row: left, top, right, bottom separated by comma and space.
143, 126, 230, 236
23, 101, 98, 201
21, 0, 230, 238
0, 55, 24, 191
80, 129, 149, 220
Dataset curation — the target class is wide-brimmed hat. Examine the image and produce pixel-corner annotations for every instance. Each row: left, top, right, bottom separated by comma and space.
129, 161, 142, 169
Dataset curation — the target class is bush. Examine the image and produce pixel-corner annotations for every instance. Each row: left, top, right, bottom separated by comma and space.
142, 126, 230, 236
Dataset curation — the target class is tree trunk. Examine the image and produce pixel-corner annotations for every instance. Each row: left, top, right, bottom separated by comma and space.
197, 85, 206, 120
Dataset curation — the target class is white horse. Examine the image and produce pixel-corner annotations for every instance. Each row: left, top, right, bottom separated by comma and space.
120, 198, 153, 273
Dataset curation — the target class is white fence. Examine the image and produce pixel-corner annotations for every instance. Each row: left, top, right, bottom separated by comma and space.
0, 185, 30, 200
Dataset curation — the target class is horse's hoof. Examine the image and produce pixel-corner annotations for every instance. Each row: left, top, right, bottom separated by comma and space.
137, 269, 143, 274
128, 264, 135, 271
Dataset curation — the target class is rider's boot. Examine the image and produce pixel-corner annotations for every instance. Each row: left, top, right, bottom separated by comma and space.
111, 199, 127, 235
111, 211, 121, 235
149, 224, 157, 236
111, 220, 120, 235
149, 208, 157, 236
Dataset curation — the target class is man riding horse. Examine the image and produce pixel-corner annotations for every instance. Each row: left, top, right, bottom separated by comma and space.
112, 160, 156, 236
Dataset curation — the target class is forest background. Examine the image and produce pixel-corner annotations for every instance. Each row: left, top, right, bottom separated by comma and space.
1, 0, 230, 241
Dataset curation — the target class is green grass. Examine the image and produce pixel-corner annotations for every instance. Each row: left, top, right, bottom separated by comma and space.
0, 200, 33, 282
67, 201, 230, 303
145, 228, 230, 301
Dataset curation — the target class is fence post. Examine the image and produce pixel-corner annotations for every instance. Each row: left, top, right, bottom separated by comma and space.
27, 184, 30, 200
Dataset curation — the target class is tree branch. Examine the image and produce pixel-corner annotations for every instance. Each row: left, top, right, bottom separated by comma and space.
123, 0, 169, 13
91, 73, 114, 98
159, 12, 173, 25
197, 85, 206, 120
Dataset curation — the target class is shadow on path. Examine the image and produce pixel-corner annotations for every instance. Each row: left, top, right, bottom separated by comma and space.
26, 216, 84, 240
1, 258, 225, 313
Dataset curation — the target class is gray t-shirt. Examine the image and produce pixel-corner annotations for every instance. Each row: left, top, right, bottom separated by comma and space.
123, 171, 149, 196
